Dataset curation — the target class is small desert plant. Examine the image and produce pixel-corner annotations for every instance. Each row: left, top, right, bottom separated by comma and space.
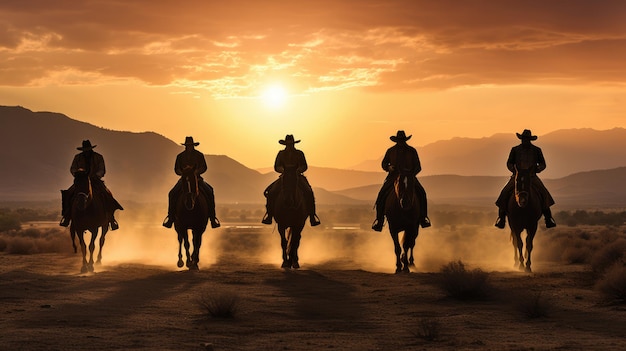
198, 291, 240, 318
413, 317, 441, 341
590, 239, 626, 275
439, 260, 491, 300
516, 291, 551, 318
595, 263, 626, 303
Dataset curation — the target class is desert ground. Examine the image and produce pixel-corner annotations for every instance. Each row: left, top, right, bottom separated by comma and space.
1, 214, 625, 351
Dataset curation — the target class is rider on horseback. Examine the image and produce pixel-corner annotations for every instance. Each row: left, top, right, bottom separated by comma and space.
494, 129, 556, 229
262, 134, 321, 227
162, 136, 220, 229
60, 140, 123, 230
372, 130, 431, 232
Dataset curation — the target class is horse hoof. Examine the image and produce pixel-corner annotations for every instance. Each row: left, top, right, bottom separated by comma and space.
292, 262, 300, 269
81, 266, 88, 274
281, 261, 291, 269
177, 260, 184, 268
525, 267, 532, 273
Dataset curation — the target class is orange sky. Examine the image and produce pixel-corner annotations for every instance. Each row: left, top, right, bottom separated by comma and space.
1, 1, 625, 169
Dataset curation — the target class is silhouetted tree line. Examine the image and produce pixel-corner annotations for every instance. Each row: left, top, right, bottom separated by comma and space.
555, 210, 626, 227
0, 207, 58, 232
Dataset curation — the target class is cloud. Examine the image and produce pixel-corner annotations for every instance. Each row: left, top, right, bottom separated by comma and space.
1, 0, 625, 96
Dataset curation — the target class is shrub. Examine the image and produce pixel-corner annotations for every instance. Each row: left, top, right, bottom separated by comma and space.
198, 291, 240, 318
590, 239, 626, 275
516, 291, 551, 318
413, 317, 441, 341
439, 260, 491, 300
595, 263, 626, 303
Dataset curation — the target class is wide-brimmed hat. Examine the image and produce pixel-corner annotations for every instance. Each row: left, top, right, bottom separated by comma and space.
279, 134, 300, 145
390, 130, 412, 142
77, 140, 96, 151
181, 136, 200, 146
516, 129, 538, 140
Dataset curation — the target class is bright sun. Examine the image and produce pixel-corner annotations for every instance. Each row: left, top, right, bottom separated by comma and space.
261, 84, 288, 108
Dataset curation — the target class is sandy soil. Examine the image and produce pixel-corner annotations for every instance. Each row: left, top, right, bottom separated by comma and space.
1, 223, 625, 351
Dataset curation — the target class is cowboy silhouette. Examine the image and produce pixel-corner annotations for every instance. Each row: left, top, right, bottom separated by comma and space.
372, 130, 431, 231
162, 136, 220, 229
60, 140, 123, 230
494, 129, 556, 229
262, 134, 321, 226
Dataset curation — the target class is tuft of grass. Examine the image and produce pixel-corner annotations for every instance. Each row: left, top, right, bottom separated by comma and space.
439, 260, 491, 300
595, 263, 626, 303
197, 291, 240, 319
516, 291, 552, 318
412, 317, 441, 341
590, 239, 626, 275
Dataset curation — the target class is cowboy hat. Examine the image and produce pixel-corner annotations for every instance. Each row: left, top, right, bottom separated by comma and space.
516, 129, 538, 140
279, 134, 300, 145
77, 140, 96, 151
390, 130, 412, 142
181, 136, 200, 146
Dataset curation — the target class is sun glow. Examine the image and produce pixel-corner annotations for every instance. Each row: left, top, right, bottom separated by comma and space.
261, 84, 288, 108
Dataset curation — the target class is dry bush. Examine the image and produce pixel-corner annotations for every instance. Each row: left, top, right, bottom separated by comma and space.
439, 260, 491, 300
412, 317, 442, 341
197, 291, 240, 319
595, 263, 626, 303
516, 291, 552, 318
0, 228, 69, 254
590, 239, 626, 275
561, 246, 592, 264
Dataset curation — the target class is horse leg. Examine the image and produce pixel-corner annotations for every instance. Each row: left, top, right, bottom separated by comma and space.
525, 229, 536, 273
189, 229, 203, 270
401, 230, 417, 273
87, 230, 97, 272
290, 229, 302, 269
177, 231, 185, 268
511, 231, 524, 271
183, 231, 192, 268
78, 232, 89, 273
390, 231, 402, 274
279, 227, 290, 269
96, 227, 108, 265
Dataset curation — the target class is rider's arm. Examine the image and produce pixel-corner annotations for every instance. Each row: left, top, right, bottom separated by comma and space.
196, 151, 207, 175
506, 147, 516, 173
381, 149, 392, 172
535, 147, 546, 173
274, 151, 284, 173
296, 150, 308, 173
412, 147, 422, 175
70, 155, 80, 176
94, 153, 105, 178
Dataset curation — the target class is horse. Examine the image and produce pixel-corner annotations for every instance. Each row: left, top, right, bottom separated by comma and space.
69, 171, 110, 274
507, 166, 542, 272
173, 167, 209, 270
273, 167, 308, 269
384, 172, 421, 273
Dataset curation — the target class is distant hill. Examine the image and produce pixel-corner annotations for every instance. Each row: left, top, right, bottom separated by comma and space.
1, 106, 625, 209
349, 129, 626, 179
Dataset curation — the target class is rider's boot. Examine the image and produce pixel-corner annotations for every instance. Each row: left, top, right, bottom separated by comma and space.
110, 216, 119, 231
420, 216, 431, 228
494, 208, 506, 229
371, 202, 384, 232
59, 190, 70, 227
162, 214, 174, 228
310, 214, 321, 227
210, 217, 221, 228
543, 208, 556, 228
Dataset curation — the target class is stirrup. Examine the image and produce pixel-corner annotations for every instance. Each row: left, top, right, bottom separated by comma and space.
162, 216, 174, 228
211, 217, 221, 228
110, 219, 119, 231
310, 214, 321, 227
261, 213, 273, 225
372, 219, 384, 232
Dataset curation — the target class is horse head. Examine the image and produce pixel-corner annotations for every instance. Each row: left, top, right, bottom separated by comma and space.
394, 171, 416, 210
181, 166, 200, 211
514, 165, 532, 208
73, 170, 93, 211
280, 166, 301, 208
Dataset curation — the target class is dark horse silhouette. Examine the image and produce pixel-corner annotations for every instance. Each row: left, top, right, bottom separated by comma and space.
69, 171, 110, 273
174, 166, 209, 270
274, 167, 308, 269
385, 172, 421, 273
507, 166, 542, 272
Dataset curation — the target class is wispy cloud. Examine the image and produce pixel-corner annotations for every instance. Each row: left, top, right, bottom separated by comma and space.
1, 0, 625, 97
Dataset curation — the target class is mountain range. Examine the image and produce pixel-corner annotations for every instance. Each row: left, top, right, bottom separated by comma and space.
1, 105, 625, 209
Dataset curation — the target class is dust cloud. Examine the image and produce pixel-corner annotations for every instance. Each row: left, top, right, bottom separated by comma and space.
90, 206, 527, 274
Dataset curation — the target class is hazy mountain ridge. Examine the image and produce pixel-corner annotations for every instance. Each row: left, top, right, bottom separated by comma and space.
350, 128, 626, 179
1, 106, 625, 208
